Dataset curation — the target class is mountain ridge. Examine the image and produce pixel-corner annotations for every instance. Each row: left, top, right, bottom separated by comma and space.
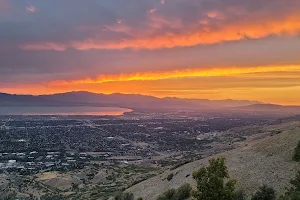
0, 91, 260, 110
1, 91, 300, 114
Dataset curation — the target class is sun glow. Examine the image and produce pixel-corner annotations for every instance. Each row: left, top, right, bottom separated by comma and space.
49, 65, 300, 85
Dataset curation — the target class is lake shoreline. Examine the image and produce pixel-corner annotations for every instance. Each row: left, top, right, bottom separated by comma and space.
0, 106, 133, 116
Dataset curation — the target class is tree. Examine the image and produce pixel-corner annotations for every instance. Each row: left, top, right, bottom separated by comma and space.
251, 185, 276, 200
293, 141, 300, 162
192, 157, 236, 200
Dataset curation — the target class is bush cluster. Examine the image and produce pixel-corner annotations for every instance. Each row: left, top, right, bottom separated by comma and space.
157, 183, 192, 200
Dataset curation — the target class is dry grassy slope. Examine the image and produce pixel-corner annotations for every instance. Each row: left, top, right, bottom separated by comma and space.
126, 121, 300, 200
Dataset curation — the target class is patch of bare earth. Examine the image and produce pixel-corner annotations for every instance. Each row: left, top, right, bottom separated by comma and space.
37, 171, 81, 190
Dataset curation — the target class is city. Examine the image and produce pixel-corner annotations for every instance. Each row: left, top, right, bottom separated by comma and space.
0, 110, 280, 199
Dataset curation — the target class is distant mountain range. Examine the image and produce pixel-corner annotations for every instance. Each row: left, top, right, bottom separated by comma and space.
1, 91, 300, 113
0, 91, 259, 110
235, 103, 300, 114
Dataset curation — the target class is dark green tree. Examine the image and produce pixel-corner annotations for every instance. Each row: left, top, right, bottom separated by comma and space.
251, 185, 276, 200
192, 157, 236, 200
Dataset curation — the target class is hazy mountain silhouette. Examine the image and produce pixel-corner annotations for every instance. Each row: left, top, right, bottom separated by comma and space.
0, 91, 260, 110
234, 103, 300, 114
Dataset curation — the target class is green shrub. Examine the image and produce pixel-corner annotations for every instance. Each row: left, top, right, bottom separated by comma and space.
279, 192, 300, 200
157, 184, 191, 200
293, 141, 300, 162
235, 190, 246, 200
251, 185, 276, 200
192, 157, 236, 200
290, 170, 300, 191
280, 170, 300, 199
40, 194, 65, 200
167, 173, 174, 181
157, 189, 176, 200
173, 183, 192, 200
170, 160, 191, 170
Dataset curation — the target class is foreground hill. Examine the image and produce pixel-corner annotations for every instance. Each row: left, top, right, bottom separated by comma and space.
126, 121, 300, 199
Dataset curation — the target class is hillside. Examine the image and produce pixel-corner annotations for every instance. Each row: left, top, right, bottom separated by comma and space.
126, 121, 300, 199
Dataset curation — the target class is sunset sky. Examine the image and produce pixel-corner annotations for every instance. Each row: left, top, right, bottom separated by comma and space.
1, 0, 300, 105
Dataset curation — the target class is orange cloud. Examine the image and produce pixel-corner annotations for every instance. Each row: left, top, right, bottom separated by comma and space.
20, 14, 300, 51
49, 65, 300, 85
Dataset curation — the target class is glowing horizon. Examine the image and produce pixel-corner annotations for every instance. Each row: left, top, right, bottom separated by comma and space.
48, 65, 300, 85
1, 0, 300, 106
2, 64, 300, 106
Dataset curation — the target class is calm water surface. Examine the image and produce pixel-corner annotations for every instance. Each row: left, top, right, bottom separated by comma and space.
0, 107, 132, 116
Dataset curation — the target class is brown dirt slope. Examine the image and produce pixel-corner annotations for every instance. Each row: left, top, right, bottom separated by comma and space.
126, 121, 300, 200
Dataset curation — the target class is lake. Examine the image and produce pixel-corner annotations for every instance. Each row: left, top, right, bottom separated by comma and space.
0, 106, 132, 116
